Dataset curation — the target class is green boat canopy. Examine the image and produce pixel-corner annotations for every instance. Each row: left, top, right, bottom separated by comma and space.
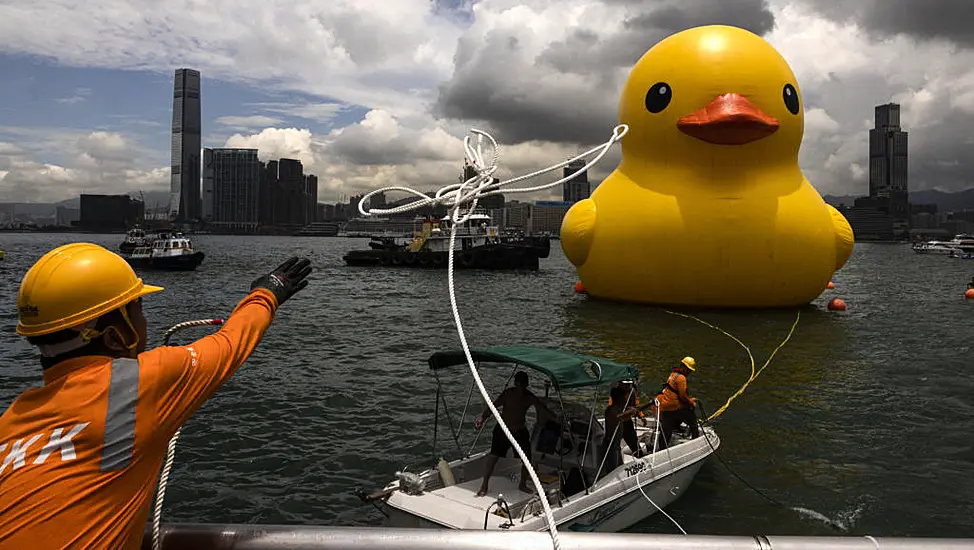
428, 346, 639, 390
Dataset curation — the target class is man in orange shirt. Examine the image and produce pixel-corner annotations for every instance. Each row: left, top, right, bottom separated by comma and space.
654, 356, 700, 446
0, 243, 311, 549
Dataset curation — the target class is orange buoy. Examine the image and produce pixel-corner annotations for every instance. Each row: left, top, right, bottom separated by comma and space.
965, 288, 974, 300
827, 298, 846, 311
574, 281, 587, 294
827, 281, 835, 289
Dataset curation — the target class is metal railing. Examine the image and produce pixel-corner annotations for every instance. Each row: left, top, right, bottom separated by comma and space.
141, 525, 974, 550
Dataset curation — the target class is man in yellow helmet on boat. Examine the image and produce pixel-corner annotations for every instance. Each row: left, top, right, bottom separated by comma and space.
654, 356, 700, 446
0, 243, 312, 549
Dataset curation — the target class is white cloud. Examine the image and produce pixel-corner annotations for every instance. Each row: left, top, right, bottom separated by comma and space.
216, 115, 285, 130
216, 113, 587, 203
0, 130, 168, 203
248, 102, 347, 124
2, 0, 974, 204
54, 87, 91, 104
224, 127, 319, 168
0, 0, 463, 116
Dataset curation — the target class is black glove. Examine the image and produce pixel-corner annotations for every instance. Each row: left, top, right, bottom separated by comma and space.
250, 257, 312, 305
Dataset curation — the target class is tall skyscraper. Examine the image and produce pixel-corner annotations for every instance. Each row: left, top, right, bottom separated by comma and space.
276, 158, 307, 226
203, 148, 260, 225
170, 68, 202, 222
201, 148, 214, 221
562, 158, 590, 203
305, 174, 318, 223
258, 160, 278, 225
868, 102, 909, 223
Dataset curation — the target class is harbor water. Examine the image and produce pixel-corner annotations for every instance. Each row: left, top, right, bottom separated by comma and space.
1, 233, 972, 537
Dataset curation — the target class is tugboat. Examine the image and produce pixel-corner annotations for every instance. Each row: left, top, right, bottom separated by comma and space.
123, 231, 205, 271
118, 226, 151, 254
342, 214, 550, 270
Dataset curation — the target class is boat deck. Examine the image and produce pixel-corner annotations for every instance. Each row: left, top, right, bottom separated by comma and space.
438, 476, 531, 509
388, 474, 559, 529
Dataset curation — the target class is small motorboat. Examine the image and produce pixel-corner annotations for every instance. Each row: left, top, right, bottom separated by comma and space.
912, 241, 960, 255
361, 346, 718, 532
123, 231, 205, 271
119, 226, 152, 254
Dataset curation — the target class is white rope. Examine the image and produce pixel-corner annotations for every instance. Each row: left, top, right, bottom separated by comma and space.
152, 428, 182, 550
357, 124, 628, 218
358, 124, 627, 550
152, 318, 224, 550
637, 398, 687, 535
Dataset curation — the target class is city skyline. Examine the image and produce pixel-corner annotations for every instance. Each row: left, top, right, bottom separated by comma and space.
1, 1, 973, 206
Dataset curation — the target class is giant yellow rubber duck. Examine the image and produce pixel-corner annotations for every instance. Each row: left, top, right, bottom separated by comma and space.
561, 25, 854, 308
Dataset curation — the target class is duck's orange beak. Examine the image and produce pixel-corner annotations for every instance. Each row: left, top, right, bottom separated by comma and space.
677, 93, 779, 145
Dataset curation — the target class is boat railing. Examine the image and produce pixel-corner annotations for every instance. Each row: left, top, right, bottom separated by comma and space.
141, 525, 974, 550
430, 226, 494, 237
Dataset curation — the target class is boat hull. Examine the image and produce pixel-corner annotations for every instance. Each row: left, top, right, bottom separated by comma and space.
912, 246, 958, 255
343, 243, 546, 271
562, 457, 706, 532
119, 242, 143, 255
382, 459, 705, 532
381, 427, 717, 533
125, 251, 205, 271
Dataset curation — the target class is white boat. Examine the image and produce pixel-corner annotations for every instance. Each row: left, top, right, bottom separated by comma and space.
912, 241, 961, 255
362, 346, 718, 533
913, 234, 974, 255
949, 234, 974, 253
123, 231, 205, 271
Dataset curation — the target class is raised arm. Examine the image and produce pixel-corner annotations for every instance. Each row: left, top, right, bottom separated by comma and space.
141, 257, 311, 440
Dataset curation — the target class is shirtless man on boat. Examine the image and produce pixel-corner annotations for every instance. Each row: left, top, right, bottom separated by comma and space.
474, 371, 554, 496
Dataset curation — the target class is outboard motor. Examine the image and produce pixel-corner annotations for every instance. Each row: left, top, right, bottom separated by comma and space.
395, 471, 425, 495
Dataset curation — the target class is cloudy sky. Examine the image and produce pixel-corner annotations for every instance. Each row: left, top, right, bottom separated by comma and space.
0, 0, 972, 205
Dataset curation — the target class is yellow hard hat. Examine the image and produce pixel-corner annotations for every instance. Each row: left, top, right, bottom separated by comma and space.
681, 356, 696, 371
17, 243, 163, 337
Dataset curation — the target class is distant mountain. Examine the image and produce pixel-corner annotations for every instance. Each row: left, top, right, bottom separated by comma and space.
824, 189, 974, 212
908, 189, 974, 211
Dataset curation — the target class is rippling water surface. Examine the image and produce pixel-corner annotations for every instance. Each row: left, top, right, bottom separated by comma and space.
1, 233, 972, 537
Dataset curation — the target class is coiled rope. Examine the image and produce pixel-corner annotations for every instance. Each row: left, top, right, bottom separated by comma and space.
357, 125, 628, 218
663, 310, 800, 422
152, 318, 225, 550
359, 124, 628, 550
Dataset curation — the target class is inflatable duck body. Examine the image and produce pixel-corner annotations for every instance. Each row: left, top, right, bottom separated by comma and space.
561, 25, 854, 308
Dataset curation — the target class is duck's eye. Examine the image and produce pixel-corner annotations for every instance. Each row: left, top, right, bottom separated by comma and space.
782, 84, 800, 115
645, 82, 672, 114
